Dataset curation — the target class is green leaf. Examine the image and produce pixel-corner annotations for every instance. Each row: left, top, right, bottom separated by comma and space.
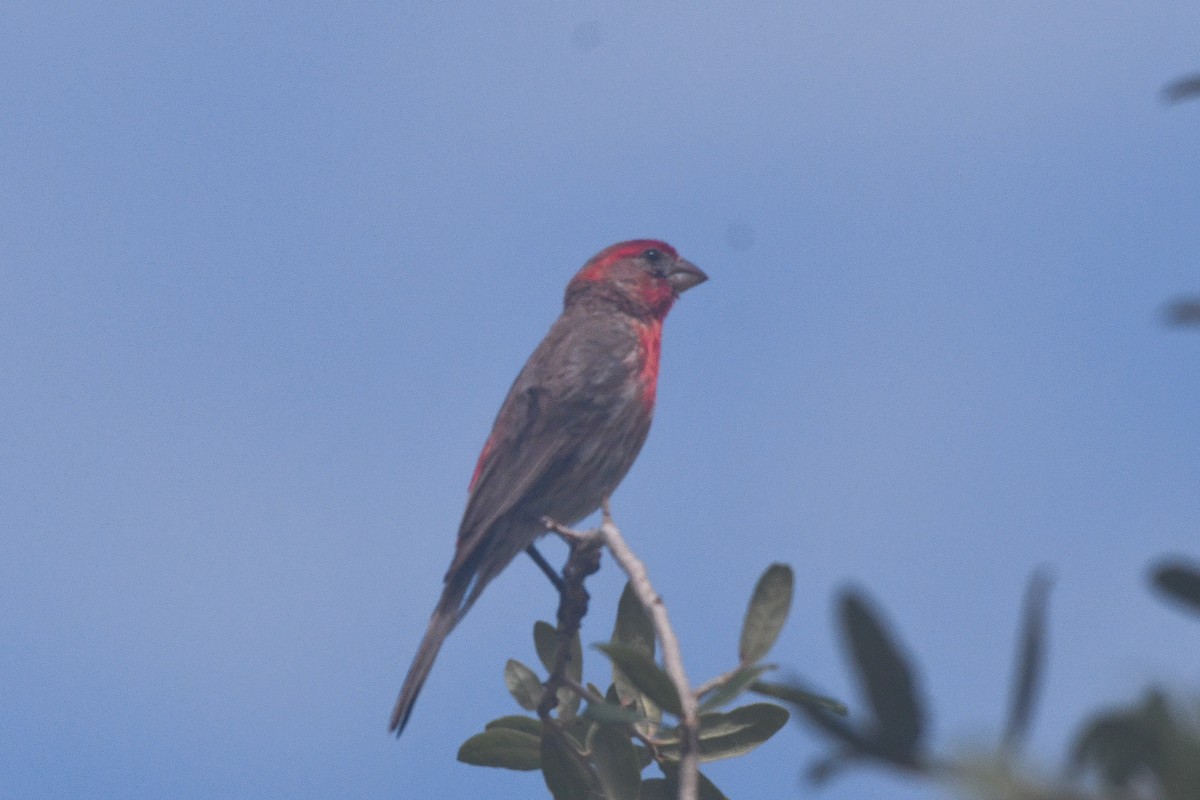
657, 703, 789, 763
1151, 560, 1200, 615
606, 681, 661, 739
534, 621, 585, 684
739, 563, 793, 663
805, 756, 846, 785
696, 771, 730, 800
658, 764, 730, 800
749, 680, 848, 716
839, 588, 925, 764
767, 678, 870, 755
534, 621, 560, 672
612, 583, 656, 707
1002, 570, 1052, 753
637, 779, 672, 800
583, 699, 648, 725
638, 695, 662, 736
486, 715, 544, 737
457, 727, 541, 771
591, 724, 641, 800
504, 659, 543, 712
596, 643, 682, 716
563, 717, 596, 755
1068, 689, 1199, 791
1164, 75, 1200, 105
533, 621, 585, 717
613, 582, 656, 657
541, 731, 594, 800
698, 663, 775, 712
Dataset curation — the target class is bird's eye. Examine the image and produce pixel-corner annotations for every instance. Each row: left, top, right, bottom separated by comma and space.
642, 248, 662, 263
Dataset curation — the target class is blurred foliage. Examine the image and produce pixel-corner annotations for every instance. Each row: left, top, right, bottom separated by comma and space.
1163, 74, 1200, 104
1162, 297, 1200, 327
788, 560, 1200, 800
1151, 560, 1200, 616
1071, 689, 1200, 800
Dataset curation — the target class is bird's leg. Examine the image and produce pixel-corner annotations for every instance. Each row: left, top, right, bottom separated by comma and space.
524, 544, 565, 593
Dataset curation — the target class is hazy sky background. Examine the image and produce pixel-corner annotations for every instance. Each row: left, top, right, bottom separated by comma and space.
3, 3, 1199, 799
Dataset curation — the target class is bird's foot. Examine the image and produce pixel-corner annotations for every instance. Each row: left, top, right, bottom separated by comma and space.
541, 516, 602, 547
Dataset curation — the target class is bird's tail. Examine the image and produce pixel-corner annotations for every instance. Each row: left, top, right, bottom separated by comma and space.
389, 570, 474, 736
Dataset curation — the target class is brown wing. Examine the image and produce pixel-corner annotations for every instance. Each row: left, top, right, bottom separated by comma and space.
446, 310, 637, 579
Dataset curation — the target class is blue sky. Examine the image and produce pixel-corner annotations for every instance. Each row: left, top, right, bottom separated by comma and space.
3, 3, 1199, 799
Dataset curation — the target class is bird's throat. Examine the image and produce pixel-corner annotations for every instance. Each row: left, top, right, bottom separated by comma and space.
636, 322, 663, 409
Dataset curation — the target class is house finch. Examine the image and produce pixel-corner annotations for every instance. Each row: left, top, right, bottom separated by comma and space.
390, 240, 707, 735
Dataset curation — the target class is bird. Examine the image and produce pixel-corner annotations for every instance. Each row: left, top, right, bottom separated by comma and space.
390, 239, 707, 735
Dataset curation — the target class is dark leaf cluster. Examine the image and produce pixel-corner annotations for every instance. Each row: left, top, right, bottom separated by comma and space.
457, 564, 811, 799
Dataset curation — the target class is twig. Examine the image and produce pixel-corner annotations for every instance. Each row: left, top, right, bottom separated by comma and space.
596, 501, 700, 800
543, 506, 700, 800
692, 664, 742, 699
559, 675, 667, 755
534, 532, 604, 781
561, 675, 606, 705
537, 531, 603, 720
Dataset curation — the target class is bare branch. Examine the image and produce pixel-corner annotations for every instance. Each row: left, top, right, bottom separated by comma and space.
693, 665, 742, 700
596, 501, 700, 800
542, 506, 700, 800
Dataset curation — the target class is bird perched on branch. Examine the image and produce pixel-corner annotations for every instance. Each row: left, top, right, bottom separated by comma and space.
390, 240, 707, 735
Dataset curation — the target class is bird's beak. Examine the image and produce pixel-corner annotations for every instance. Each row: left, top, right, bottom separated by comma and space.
667, 259, 708, 294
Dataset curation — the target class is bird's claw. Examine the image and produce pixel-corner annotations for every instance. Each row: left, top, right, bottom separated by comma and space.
541, 515, 570, 535
543, 515, 603, 548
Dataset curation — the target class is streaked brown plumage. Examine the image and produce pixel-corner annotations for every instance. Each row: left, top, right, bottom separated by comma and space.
390, 240, 706, 735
